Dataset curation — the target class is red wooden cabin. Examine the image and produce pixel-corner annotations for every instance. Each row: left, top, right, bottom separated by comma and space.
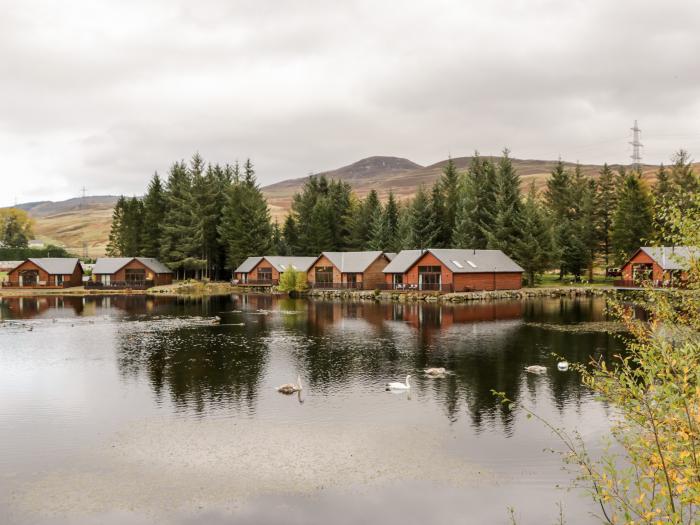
383, 249, 523, 292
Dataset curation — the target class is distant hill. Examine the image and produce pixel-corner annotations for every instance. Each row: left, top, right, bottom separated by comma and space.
8, 155, 691, 255
8, 196, 119, 257
262, 155, 666, 221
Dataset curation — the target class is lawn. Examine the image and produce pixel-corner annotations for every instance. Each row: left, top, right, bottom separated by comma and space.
535, 272, 616, 288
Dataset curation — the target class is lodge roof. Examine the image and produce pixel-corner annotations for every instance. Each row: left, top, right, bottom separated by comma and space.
637, 246, 698, 270
93, 257, 173, 275
24, 258, 81, 275
262, 256, 317, 273
0, 260, 24, 271
382, 250, 424, 273
383, 249, 524, 274
234, 256, 264, 273
320, 251, 386, 273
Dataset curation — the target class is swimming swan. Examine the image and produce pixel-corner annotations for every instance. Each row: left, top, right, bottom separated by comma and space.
524, 365, 547, 374
212, 316, 221, 325
277, 375, 303, 394
557, 361, 569, 371
386, 375, 411, 390
424, 367, 446, 376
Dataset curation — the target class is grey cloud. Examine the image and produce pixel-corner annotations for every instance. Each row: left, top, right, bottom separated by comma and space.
1, 0, 699, 205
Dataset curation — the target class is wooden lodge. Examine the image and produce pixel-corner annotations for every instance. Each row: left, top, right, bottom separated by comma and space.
307, 251, 391, 289
3, 258, 84, 288
616, 246, 697, 288
233, 256, 317, 285
382, 249, 523, 292
89, 257, 173, 289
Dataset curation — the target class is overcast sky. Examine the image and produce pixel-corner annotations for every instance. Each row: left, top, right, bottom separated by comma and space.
1, 0, 699, 206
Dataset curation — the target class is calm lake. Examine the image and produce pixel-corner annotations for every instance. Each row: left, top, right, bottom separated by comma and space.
0, 294, 623, 524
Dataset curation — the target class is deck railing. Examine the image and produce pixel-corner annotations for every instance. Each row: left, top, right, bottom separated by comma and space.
85, 280, 155, 290
613, 279, 686, 289
235, 279, 279, 286
310, 282, 365, 290
1, 281, 74, 289
376, 283, 456, 293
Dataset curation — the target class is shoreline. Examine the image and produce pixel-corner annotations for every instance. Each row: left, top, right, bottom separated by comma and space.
0, 282, 618, 301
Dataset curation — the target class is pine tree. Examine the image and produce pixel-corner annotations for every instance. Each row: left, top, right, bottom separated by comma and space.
160, 161, 196, 276
408, 186, 436, 249
596, 163, 618, 268
611, 173, 654, 264
429, 182, 448, 247
218, 160, 273, 269
485, 149, 522, 257
383, 191, 400, 251
452, 153, 495, 248
122, 197, 144, 257
349, 190, 380, 249
512, 183, 552, 286
106, 196, 127, 256
440, 157, 460, 244
282, 215, 300, 254
368, 201, 387, 250
141, 173, 166, 258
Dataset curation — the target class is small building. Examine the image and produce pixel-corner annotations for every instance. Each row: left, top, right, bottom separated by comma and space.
4, 258, 83, 288
383, 249, 523, 292
245, 256, 318, 285
307, 251, 391, 289
619, 246, 697, 287
233, 256, 264, 284
91, 257, 173, 288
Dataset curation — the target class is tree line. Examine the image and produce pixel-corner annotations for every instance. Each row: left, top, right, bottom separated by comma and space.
107, 149, 699, 283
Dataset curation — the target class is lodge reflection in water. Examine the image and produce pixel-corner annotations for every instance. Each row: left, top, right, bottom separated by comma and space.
80, 295, 620, 428
1, 293, 623, 427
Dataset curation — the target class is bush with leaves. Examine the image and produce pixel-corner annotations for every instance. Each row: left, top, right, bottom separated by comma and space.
496, 194, 700, 524
278, 269, 308, 293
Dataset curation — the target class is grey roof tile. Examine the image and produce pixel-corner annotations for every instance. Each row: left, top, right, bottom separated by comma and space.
321, 251, 386, 273
27, 258, 81, 274
639, 246, 698, 270
234, 256, 263, 273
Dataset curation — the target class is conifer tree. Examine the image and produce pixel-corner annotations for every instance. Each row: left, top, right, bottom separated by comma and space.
160, 161, 197, 277
611, 173, 654, 264
122, 197, 144, 257
512, 183, 552, 286
106, 196, 127, 256
408, 186, 436, 249
282, 215, 300, 254
367, 201, 387, 250
429, 182, 448, 247
452, 153, 494, 248
440, 157, 460, 244
349, 190, 380, 250
596, 163, 618, 268
141, 173, 166, 258
485, 149, 522, 256
218, 160, 273, 270
383, 191, 400, 252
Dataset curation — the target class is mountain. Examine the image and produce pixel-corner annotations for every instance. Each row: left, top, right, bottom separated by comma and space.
9, 196, 119, 257
262, 155, 665, 221
7, 155, 682, 256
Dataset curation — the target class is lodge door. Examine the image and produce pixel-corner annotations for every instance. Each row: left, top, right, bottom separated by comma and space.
20, 270, 38, 287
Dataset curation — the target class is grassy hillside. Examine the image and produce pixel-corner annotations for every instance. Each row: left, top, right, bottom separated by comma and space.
10, 155, 691, 252
262, 155, 666, 221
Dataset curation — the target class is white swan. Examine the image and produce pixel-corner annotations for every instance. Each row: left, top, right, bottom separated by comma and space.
557, 361, 569, 371
212, 315, 221, 325
386, 375, 411, 390
277, 375, 303, 395
524, 365, 547, 374
424, 367, 446, 377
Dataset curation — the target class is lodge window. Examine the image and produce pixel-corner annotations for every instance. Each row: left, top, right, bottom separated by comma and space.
56, 275, 64, 286
346, 273, 359, 288
257, 268, 272, 282
125, 269, 146, 283
418, 265, 442, 290
315, 266, 333, 284
392, 274, 403, 285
